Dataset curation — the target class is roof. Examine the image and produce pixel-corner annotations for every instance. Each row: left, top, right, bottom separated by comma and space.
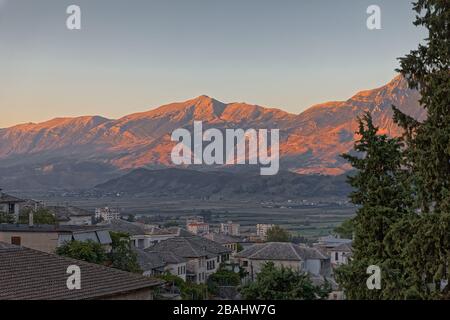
0, 243, 162, 300
0, 224, 108, 234
0, 192, 25, 204
0, 224, 112, 245
235, 242, 328, 261
148, 235, 232, 259
316, 235, 352, 248
98, 219, 148, 236
133, 248, 166, 271
134, 248, 186, 272
332, 242, 353, 252
47, 206, 94, 218
204, 233, 243, 244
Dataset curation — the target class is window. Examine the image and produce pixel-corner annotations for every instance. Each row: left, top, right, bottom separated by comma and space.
335, 252, 339, 261
242, 261, 248, 267
8, 203, 15, 214
11, 236, 21, 246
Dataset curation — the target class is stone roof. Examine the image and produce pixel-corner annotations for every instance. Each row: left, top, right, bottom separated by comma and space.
0, 191, 25, 204
148, 235, 231, 259
134, 248, 186, 272
0, 242, 162, 300
332, 242, 353, 253
47, 206, 94, 218
98, 219, 147, 236
235, 242, 328, 261
204, 233, 243, 244
133, 247, 166, 271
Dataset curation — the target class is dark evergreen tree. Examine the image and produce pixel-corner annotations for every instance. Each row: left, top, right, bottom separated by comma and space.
389, 0, 450, 298
335, 114, 410, 299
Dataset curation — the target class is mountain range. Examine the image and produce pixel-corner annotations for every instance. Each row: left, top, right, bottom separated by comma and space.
0, 75, 424, 191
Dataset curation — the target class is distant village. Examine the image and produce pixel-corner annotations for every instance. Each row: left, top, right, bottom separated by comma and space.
0, 188, 352, 300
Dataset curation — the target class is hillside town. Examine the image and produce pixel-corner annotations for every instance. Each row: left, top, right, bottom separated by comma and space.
0, 188, 352, 300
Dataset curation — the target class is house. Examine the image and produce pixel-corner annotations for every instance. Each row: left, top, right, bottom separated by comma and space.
148, 235, 232, 284
203, 233, 243, 254
134, 247, 187, 281
47, 205, 94, 226
187, 222, 210, 235
186, 216, 204, 227
313, 235, 353, 267
330, 243, 352, 267
0, 242, 162, 300
235, 242, 331, 282
0, 189, 25, 222
95, 207, 120, 222
0, 224, 112, 253
220, 221, 240, 236
100, 219, 182, 249
256, 224, 275, 240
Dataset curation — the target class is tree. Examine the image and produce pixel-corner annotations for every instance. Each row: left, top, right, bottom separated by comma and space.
335, 114, 411, 299
388, 0, 449, 298
56, 240, 108, 265
207, 264, 241, 295
0, 211, 15, 223
19, 208, 57, 225
155, 274, 209, 300
109, 231, 141, 273
240, 262, 331, 300
266, 226, 291, 242
333, 218, 354, 239
126, 214, 136, 222
163, 220, 179, 228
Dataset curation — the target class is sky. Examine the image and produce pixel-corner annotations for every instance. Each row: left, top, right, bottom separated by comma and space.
0, 0, 426, 128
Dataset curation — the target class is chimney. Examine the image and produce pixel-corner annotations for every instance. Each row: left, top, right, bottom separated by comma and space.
29, 210, 34, 227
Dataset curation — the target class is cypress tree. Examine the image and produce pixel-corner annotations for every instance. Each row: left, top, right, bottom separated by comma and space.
390, 0, 450, 298
336, 113, 410, 299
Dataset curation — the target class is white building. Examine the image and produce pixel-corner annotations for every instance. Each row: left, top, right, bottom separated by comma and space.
329, 243, 352, 266
256, 224, 275, 239
95, 207, 120, 222
187, 222, 210, 235
220, 221, 240, 236
235, 242, 331, 282
149, 236, 232, 284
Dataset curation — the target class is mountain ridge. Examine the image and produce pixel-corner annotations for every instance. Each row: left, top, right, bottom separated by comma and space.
0, 75, 425, 190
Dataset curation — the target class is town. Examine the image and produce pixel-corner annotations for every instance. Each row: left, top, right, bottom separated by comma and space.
0, 187, 352, 300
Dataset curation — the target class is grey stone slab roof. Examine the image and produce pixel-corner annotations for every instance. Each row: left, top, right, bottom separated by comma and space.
235, 242, 328, 261
98, 220, 147, 236
47, 206, 94, 218
204, 233, 243, 244
134, 247, 186, 272
0, 192, 25, 204
0, 243, 162, 300
147, 235, 232, 259
133, 247, 166, 271
332, 243, 353, 252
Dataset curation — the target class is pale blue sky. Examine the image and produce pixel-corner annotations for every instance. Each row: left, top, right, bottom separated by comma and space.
0, 0, 425, 128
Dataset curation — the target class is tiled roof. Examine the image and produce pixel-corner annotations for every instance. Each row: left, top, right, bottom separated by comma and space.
0, 242, 162, 300
148, 235, 232, 259
235, 242, 328, 261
